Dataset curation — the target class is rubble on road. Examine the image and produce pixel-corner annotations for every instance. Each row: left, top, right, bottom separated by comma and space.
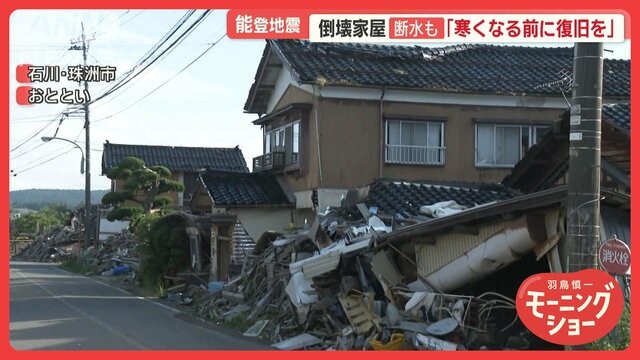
13, 180, 543, 351
12, 226, 80, 262
83, 229, 140, 274
13, 226, 141, 282
188, 200, 524, 351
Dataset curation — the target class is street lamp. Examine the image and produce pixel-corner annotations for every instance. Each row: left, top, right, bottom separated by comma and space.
41, 136, 90, 250
41, 136, 85, 174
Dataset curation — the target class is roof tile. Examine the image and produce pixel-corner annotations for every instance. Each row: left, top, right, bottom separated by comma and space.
363, 179, 520, 217
270, 40, 630, 97
200, 171, 293, 207
102, 143, 249, 174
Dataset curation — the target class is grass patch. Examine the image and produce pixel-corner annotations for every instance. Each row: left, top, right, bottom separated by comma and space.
59, 257, 97, 275
224, 313, 253, 331
137, 279, 166, 298
223, 309, 278, 333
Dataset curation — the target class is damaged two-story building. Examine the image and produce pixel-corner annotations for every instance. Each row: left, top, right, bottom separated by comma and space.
243, 40, 629, 224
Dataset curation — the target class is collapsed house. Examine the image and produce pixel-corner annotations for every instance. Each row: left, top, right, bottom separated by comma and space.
184, 101, 631, 349
185, 178, 620, 350
503, 104, 631, 272
78, 41, 629, 350
187, 170, 296, 280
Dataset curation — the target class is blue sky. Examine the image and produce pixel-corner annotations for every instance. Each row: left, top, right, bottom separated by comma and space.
9, 10, 631, 191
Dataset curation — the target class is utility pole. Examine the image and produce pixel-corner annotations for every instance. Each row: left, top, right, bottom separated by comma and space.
71, 22, 93, 250
566, 43, 604, 272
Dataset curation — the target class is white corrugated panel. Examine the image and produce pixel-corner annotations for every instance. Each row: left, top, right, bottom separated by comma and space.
415, 220, 512, 277
302, 251, 341, 279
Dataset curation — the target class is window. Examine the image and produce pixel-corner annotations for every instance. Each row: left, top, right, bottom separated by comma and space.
292, 123, 300, 163
385, 119, 445, 165
263, 121, 300, 166
475, 124, 551, 167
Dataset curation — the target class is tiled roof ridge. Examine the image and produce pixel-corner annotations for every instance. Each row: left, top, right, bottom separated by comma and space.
105, 142, 240, 151
276, 40, 579, 58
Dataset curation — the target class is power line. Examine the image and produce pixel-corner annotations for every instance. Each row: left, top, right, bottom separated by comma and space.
88, 10, 196, 103
10, 11, 210, 168
91, 10, 210, 104
87, 10, 131, 34
10, 142, 47, 160
92, 12, 216, 110
10, 107, 83, 164
11, 147, 76, 176
97, 10, 144, 35
11, 123, 85, 175
52, 48, 71, 64
9, 112, 65, 153
94, 33, 226, 124
11, 141, 74, 171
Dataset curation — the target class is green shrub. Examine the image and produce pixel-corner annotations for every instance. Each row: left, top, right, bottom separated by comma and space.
134, 213, 189, 288
587, 304, 630, 350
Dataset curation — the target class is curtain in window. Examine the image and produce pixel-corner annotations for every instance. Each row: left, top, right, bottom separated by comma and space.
388, 120, 400, 145
476, 124, 494, 165
496, 126, 520, 165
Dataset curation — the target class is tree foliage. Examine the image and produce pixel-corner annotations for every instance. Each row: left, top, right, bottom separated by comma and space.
133, 213, 189, 287
10, 204, 71, 235
587, 304, 630, 350
101, 156, 184, 221
10, 189, 108, 210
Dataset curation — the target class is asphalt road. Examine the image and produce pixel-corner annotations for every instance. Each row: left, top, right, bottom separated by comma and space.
10, 261, 272, 350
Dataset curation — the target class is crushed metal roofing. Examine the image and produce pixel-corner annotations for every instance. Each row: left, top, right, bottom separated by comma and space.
102, 143, 249, 174
362, 179, 521, 217
200, 170, 293, 207
269, 40, 630, 97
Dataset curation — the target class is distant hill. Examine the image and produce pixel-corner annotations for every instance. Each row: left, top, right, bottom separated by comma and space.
10, 189, 110, 210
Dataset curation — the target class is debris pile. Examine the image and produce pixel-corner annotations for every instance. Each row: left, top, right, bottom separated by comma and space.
84, 229, 140, 275
13, 226, 80, 262
13, 226, 141, 283
190, 203, 524, 350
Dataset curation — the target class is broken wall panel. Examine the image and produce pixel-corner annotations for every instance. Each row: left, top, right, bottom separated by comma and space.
415, 220, 513, 276
422, 215, 548, 292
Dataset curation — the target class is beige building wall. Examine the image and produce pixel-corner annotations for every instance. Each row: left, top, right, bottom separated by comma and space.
268, 86, 320, 193
258, 85, 565, 207
229, 208, 295, 241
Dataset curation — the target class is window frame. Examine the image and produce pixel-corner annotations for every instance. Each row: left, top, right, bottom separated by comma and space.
263, 120, 301, 164
475, 123, 550, 168
384, 118, 446, 166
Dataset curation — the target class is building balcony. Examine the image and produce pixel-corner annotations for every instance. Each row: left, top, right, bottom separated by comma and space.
253, 152, 299, 172
385, 144, 446, 165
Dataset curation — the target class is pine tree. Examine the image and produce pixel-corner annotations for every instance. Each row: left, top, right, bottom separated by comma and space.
101, 156, 184, 221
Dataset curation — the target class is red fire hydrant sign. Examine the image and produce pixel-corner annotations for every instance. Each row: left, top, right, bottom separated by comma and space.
516, 269, 624, 345
599, 238, 631, 275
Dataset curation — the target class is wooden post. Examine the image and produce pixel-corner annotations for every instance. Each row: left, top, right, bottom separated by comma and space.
210, 224, 218, 281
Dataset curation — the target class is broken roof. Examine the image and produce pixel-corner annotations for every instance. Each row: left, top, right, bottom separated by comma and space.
376, 185, 568, 248
245, 40, 630, 113
101, 142, 249, 174
502, 103, 630, 193
199, 170, 293, 207
361, 179, 521, 218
